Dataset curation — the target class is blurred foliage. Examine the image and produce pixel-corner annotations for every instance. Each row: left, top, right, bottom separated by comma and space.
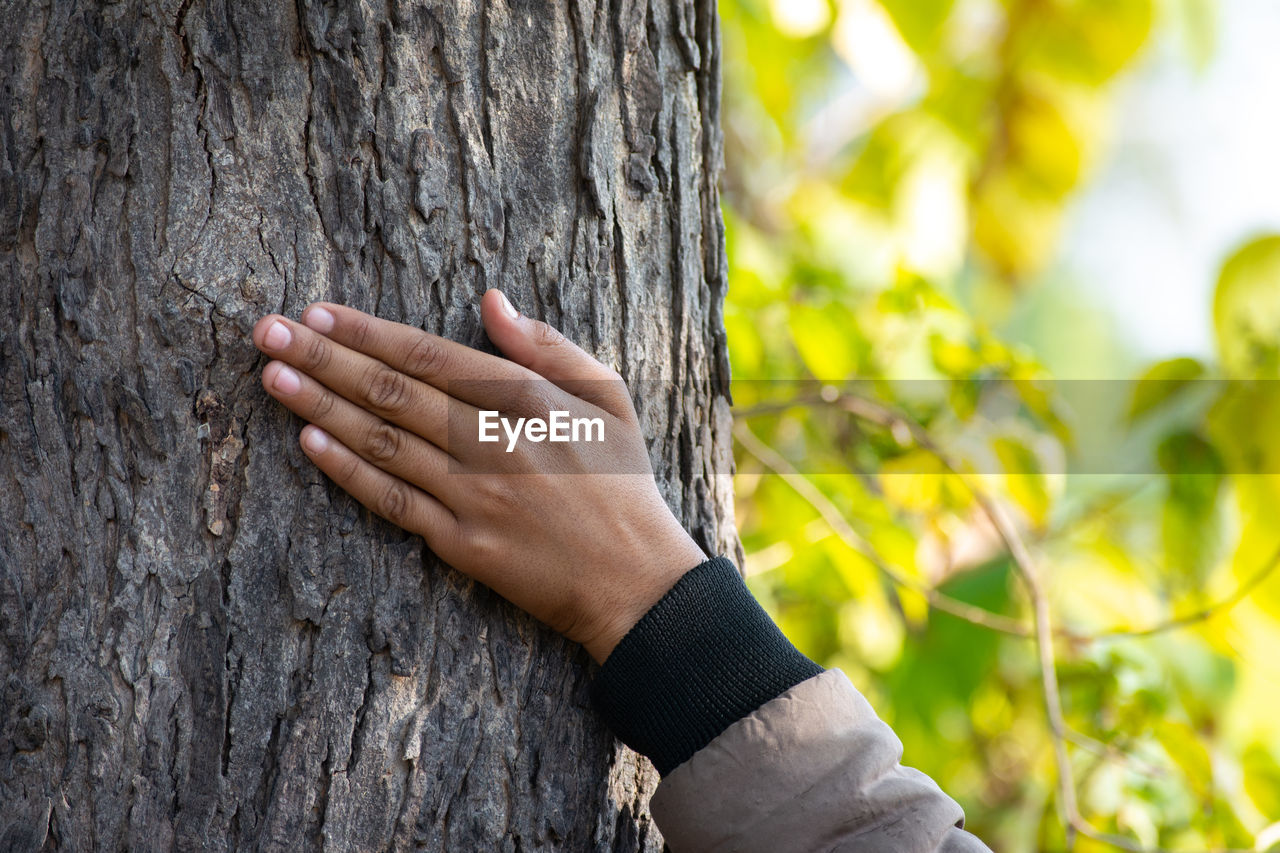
720, 0, 1280, 849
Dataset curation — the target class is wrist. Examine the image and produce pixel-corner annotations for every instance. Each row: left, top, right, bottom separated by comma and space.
589, 555, 824, 775
581, 524, 705, 664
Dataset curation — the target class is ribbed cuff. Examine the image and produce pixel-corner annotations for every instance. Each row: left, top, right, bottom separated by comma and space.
589, 555, 824, 775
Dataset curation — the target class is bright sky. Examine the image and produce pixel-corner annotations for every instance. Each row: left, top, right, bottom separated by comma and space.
1060, 0, 1280, 363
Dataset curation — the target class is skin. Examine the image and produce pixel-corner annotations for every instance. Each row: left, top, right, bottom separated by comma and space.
251, 289, 706, 663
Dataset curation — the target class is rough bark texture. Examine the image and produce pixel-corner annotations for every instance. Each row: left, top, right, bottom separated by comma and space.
0, 0, 735, 848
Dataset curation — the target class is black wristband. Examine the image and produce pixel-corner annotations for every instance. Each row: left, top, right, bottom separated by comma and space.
589, 555, 824, 775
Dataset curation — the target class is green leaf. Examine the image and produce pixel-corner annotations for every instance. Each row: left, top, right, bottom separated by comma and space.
992, 436, 1051, 527
1213, 235, 1280, 378
788, 301, 864, 378
1023, 0, 1154, 85
1126, 357, 1207, 423
1157, 431, 1224, 583
1243, 745, 1280, 825
878, 0, 954, 53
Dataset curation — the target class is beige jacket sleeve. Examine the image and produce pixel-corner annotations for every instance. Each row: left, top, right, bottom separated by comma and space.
649, 669, 992, 853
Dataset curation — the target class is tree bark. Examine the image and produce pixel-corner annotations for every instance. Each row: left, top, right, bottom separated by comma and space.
0, 0, 734, 848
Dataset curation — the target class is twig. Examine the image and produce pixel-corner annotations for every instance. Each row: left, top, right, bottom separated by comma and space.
1069, 821, 1255, 853
1065, 729, 1167, 780
733, 420, 1032, 637
1091, 546, 1280, 639
950, 450, 1080, 843
734, 393, 1280, 644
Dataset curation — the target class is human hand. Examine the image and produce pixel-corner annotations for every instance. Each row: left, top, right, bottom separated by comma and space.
251, 290, 705, 663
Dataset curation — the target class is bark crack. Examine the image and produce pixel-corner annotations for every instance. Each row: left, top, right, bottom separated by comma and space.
345, 649, 378, 774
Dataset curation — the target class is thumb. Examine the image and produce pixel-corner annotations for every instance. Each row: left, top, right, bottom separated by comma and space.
481, 289, 633, 417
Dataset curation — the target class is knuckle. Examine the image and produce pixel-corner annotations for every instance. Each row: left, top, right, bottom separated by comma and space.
363, 421, 402, 463
302, 333, 332, 372
338, 454, 363, 484
375, 481, 411, 526
474, 475, 517, 510
403, 334, 451, 379
365, 366, 412, 415
349, 317, 372, 351
612, 388, 639, 423
311, 387, 336, 419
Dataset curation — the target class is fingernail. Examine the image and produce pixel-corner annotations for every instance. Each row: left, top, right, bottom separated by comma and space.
272, 365, 301, 395
497, 291, 518, 319
263, 320, 292, 351
302, 426, 329, 454
304, 306, 335, 334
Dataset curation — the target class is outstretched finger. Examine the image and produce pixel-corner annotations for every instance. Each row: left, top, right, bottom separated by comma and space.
252, 313, 456, 450
299, 424, 460, 553
298, 302, 531, 409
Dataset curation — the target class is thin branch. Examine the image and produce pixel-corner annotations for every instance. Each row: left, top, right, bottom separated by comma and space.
734, 392, 1280, 644
1065, 729, 1167, 781
733, 420, 1033, 637
1091, 545, 1280, 640
1069, 820, 1256, 853
942, 441, 1080, 843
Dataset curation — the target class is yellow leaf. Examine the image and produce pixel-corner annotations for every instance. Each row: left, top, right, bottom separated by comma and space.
972, 168, 1063, 279
880, 451, 950, 511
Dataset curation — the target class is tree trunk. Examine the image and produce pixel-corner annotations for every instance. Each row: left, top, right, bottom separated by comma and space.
0, 1, 734, 848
